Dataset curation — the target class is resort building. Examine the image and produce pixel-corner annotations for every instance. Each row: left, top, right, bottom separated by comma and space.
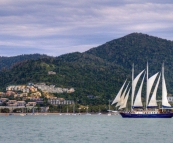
26, 102, 37, 107
34, 83, 75, 94
6, 100, 26, 107
48, 98, 74, 105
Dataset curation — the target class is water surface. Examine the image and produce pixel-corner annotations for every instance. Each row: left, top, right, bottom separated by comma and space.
0, 114, 172, 143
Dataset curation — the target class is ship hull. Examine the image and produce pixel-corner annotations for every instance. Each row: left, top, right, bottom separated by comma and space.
120, 112, 173, 118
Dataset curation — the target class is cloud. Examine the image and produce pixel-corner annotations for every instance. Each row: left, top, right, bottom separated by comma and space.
0, 0, 173, 56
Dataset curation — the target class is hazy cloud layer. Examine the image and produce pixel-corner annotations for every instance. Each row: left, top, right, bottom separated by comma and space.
0, 0, 173, 56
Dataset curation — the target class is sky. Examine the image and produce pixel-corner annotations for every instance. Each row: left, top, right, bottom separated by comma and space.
0, 0, 173, 57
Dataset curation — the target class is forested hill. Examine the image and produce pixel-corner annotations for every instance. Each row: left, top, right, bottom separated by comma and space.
86, 33, 173, 92
86, 33, 173, 70
1, 33, 173, 105
0, 54, 50, 70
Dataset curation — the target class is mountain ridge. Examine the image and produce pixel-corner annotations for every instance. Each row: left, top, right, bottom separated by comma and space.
0, 54, 51, 71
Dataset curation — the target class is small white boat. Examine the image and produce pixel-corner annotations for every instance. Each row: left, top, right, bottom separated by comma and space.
86, 105, 91, 115
98, 107, 102, 115
72, 104, 76, 115
66, 106, 70, 115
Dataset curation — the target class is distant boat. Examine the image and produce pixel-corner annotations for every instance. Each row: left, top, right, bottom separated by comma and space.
72, 104, 76, 115
65, 106, 70, 115
111, 110, 119, 115
59, 105, 62, 115
20, 108, 26, 116
30, 106, 35, 115
97, 107, 102, 115
20, 113, 26, 116
78, 108, 81, 115
86, 105, 91, 115
108, 100, 111, 116
112, 63, 173, 118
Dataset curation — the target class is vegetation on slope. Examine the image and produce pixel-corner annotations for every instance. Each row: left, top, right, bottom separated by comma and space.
1, 33, 173, 105
0, 54, 50, 71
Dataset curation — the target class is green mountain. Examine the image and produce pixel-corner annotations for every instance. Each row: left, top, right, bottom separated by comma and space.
86, 32, 173, 93
1, 33, 173, 105
0, 54, 50, 71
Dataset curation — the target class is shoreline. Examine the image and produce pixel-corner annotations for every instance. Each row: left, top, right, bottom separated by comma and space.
0, 112, 116, 116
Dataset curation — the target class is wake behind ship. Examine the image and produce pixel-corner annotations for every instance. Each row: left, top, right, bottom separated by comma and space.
112, 63, 173, 118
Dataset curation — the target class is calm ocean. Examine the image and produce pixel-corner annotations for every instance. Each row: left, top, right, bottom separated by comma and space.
0, 114, 172, 143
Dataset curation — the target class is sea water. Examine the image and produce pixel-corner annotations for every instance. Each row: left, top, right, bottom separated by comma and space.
0, 114, 172, 143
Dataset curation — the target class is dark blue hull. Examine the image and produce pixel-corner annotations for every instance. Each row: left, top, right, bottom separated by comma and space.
120, 112, 173, 118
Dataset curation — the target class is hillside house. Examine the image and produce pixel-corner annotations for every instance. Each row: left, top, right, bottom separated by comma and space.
48, 71, 56, 75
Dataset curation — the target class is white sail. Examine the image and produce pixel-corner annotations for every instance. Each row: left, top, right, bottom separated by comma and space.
116, 82, 129, 107
146, 62, 148, 110
131, 69, 145, 106
162, 64, 171, 107
148, 73, 160, 107
146, 72, 159, 106
133, 72, 146, 107
111, 79, 127, 105
119, 88, 131, 110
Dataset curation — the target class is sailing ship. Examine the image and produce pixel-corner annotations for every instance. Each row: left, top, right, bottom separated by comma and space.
112, 63, 173, 118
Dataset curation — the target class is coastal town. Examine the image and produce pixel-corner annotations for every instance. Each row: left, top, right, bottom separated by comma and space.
0, 82, 75, 114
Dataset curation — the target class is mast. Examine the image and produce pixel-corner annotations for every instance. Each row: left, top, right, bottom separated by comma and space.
109, 100, 110, 112
162, 63, 164, 112
131, 63, 134, 111
146, 62, 148, 110
86, 105, 88, 114
162, 63, 164, 98
73, 104, 75, 114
